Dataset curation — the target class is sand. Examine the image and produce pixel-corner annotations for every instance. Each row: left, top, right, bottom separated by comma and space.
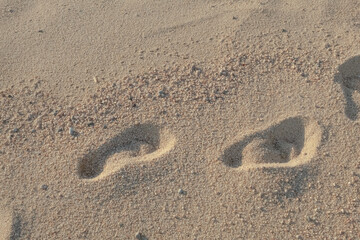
1, 0, 360, 239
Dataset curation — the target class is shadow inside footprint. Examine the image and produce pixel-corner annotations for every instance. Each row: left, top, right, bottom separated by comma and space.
10, 216, 22, 240
222, 117, 321, 169
78, 124, 175, 180
336, 55, 360, 120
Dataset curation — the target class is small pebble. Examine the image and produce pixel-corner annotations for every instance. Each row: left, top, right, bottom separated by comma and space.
41, 184, 48, 191
191, 65, 201, 73
135, 232, 147, 240
27, 114, 36, 121
87, 122, 94, 127
220, 70, 229, 76
12, 128, 19, 133
317, 60, 323, 67
69, 127, 78, 137
178, 189, 186, 195
159, 90, 167, 98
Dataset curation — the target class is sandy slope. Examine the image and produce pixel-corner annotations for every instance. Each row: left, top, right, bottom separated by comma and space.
1, 0, 360, 239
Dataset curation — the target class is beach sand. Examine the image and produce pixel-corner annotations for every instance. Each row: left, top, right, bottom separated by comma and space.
1, 0, 359, 239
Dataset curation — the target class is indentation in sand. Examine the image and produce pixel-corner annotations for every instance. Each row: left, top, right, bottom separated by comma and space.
0, 208, 21, 240
336, 55, 360, 120
222, 116, 321, 169
78, 124, 175, 181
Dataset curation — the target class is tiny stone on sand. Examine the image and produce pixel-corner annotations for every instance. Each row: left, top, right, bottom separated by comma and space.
69, 127, 78, 137
135, 232, 147, 240
178, 189, 186, 195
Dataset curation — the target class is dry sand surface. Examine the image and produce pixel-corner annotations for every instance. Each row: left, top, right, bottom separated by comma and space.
1, 0, 360, 239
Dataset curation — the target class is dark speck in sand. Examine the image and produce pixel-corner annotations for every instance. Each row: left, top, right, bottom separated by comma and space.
159, 90, 167, 98
135, 232, 148, 240
69, 127, 78, 137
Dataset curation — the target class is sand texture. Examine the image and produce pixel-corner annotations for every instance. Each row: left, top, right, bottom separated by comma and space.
1, 0, 360, 239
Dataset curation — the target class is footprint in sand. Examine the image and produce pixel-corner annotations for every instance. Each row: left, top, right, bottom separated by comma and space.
336, 55, 360, 120
78, 124, 175, 181
221, 116, 322, 169
0, 208, 21, 240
